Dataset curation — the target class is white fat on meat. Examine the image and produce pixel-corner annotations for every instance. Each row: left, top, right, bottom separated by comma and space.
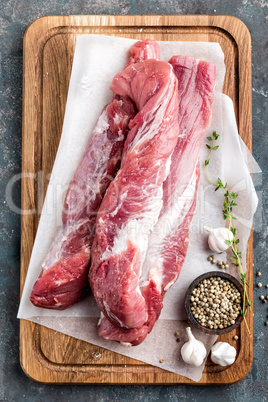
93, 108, 110, 134
140, 165, 198, 292
102, 179, 165, 262
122, 68, 174, 158
42, 219, 90, 271
103, 300, 127, 328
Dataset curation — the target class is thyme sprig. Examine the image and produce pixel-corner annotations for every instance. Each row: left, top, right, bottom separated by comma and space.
205, 131, 252, 335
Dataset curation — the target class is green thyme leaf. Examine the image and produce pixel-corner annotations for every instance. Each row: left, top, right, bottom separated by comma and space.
204, 130, 251, 334
231, 227, 237, 235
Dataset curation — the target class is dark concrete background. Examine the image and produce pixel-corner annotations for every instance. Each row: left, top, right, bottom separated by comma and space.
0, 0, 267, 401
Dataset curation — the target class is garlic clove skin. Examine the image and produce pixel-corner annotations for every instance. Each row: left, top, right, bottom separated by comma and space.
204, 226, 234, 254
210, 342, 236, 366
181, 327, 207, 367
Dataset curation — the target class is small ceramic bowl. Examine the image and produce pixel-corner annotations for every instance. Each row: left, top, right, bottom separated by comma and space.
185, 271, 244, 335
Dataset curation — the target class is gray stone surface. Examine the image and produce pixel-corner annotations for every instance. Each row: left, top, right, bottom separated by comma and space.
0, 0, 267, 401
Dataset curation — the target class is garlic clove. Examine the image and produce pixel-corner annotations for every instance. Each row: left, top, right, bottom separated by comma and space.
181, 327, 207, 367
204, 226, 234, 254
210, 341, 236, 366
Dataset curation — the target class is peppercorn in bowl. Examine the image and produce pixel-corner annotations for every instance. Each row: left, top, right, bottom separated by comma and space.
185, 271, 244, 335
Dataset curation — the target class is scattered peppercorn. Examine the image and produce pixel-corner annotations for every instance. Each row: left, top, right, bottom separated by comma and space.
207, 256, 230, 269
233, 335, 239, 340
215, 261, 230, 269
176, 338, 181, 342
263, 299, 267, 304
174, 331, 180, 337
257, 283, 262, 288
190, 276, 241, 330
256, 272, 261, 276
159, 359, 164, 363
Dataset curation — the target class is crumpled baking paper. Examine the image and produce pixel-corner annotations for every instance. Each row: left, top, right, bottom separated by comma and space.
18, 35, 260, 382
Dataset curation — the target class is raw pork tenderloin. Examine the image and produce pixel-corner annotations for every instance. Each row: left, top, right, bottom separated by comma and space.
30, 40, 160, 309
98, 56, 216, 345
89, 59, 180, 329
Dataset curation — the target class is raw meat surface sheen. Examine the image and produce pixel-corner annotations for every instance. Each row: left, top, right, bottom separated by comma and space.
98, 56, 216, 345
89, 59, 179, 329
30, 40, 160, 310
145, 56, 216, 292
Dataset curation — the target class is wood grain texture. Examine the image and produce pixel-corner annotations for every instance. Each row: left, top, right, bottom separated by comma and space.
20, 14, 253, 384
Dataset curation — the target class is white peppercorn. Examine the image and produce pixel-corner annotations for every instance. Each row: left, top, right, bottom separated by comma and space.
190, 276, 242, 330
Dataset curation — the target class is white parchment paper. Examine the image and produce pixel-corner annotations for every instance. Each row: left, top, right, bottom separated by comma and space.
18, 35, 259, 382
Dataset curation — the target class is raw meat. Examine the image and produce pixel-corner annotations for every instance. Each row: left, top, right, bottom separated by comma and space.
98, 167, 200, 346
145, 56, 216, 292
89, 59, 179, 329
98, 56, 216, 345
30, 40, 160, 310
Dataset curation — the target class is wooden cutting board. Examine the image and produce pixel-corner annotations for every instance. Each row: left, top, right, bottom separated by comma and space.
20, 14, 253, 384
